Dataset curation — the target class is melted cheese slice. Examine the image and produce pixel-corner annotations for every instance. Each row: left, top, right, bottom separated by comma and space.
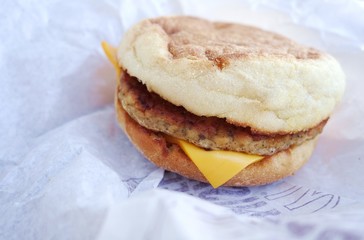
101, 41, 121, 78
166, 136, 264, 188
102, 41, 265, 188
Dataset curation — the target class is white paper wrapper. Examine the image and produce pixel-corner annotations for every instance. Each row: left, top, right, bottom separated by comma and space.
1, 0, 364, 239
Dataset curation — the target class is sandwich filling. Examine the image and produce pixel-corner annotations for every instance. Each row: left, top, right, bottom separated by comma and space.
119, 71, 326, 156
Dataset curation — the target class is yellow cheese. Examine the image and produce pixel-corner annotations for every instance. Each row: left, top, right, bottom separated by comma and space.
166, 136, 264, 188
101, 41, 121, 78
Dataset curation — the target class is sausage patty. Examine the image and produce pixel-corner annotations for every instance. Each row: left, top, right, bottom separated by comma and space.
118, 71, 326, 155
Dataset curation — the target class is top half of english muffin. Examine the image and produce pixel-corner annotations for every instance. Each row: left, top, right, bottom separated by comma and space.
117, 16, 345, 134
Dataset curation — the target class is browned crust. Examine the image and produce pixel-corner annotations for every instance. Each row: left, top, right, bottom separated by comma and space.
115, 79, 317, 187
151, 16, 321, 67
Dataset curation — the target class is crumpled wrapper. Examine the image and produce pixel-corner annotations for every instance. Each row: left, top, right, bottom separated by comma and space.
1, 0, 364, 239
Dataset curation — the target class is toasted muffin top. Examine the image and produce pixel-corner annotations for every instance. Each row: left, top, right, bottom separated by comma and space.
118, 16, 345, 133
